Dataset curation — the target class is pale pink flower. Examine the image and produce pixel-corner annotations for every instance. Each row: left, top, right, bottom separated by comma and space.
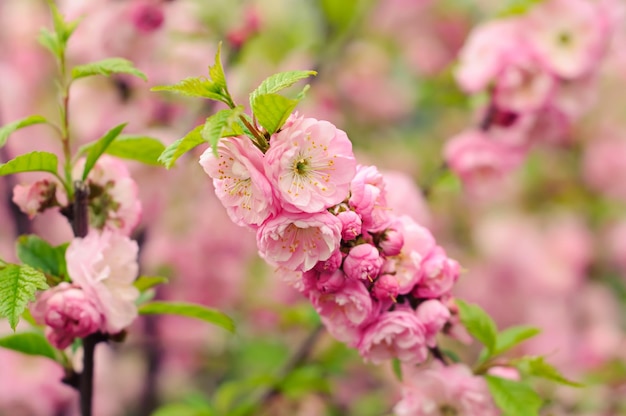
32, 283, 103, 349
343, 243, 383, 281
416, 299, 451, 348
257, 211, 342, 272
413, 246, 460, 299
394, 363, 498, 416
265, 115, 356, 213
66, 229, 140, 334
199, 136, 277, 227
349, 165, 391, 232
382, 170, 432, 227
358, 306, 427, 365
74, 155, 142, 235
337, 210, 362, 240
12, 179, 59, 219
310, 279, 375, 347
524, 0, 610, 79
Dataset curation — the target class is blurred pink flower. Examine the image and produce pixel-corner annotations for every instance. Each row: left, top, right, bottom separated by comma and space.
200, 136, 277, 227
32, 283, 103, 349
416, 299, 451, 348
12, 179, 59, 219
265, 115, 356, 213
66, 229, 139, 334
583, 135, 626, 201
413, 246, 460, 299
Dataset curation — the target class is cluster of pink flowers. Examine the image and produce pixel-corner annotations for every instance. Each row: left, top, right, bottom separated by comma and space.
200, 114, 463, 365
446, 0, 614, 190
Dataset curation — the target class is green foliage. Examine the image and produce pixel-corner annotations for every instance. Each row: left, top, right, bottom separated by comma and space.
0, 264, 48, 330
158, 125, 205, 169
38, 28, 62, 58
456, 299, 498, 355
133, 276, 169, 292
16, 235, 68, 281
496, 0, 544, 16
279, 365, 329, 399
152, 403, 215, 416
0, 151, 59, 177
392, 358, 403, 381
485, 375, 543, 416
0, 332, 57, 360
98, 135, 166, 166
81, 123, 127, 180
517, 356, 583, 387
320, 0, 360, 31
479, 325, 541, 362
0, 115, 47, 149
138, 301, 235, 333
71, 58, 147, 81
202, 107, 245, 153
251, 94, 299, 135
38, 1, 80, 59
249, 70, 317, 106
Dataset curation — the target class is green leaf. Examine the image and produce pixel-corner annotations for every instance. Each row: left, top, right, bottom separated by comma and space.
209, 42, 228, 94
16, 235, 68, 280
133, 276, 169, 292
72, 58, 147, 81
138, 301, 235, 333
0, 264, 48, 330
494, 326, 541, 356
249, 70, 317, 106
251, 94, 298, 135
392, 358, 403, 381
202, 107, 244, 154
100, 135, 166, 166
279, 365, 329, 399
152, 403, 214, 416
82, 123, 127, 180
158, 125, 205, 169
519, 356, 583, 387
37, 28, 61, 57
456, 299, 498, 355
0, 332, 57, 360
0, 115, 47, 149
151, 78, 227, 103
485, 375, 543, 416
0, 151, 58, 177
497, 0, 544, 17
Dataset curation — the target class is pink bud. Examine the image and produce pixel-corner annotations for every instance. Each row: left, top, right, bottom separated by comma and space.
372, 274, 399, 301
12, 179, 58, 219
130, 1, 164, 33
343, 244, 383, 281
314, 249, 343, 273
379, 227, 404, 256
317, 269, 346, 293
337, 210, 362, 241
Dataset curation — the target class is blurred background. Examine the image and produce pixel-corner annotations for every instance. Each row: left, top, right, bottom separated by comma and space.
1, 0, 626, 415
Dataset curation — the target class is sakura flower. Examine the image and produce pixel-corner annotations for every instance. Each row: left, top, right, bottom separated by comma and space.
415, 299, 451, 348
349, 164, 391, 232
372, 274, 399, 301
199, 136, 277, 227
343, 243, 383, 281
390, 216, 436, 294
32, 283, 103, 349
257, 211, 342, 272
358, 306, 428, 365
337, 210, 362, 241
265, 115, 356, 213
12, 179, 59, 219
413, 246, 460, 299
66, 229, 140, 334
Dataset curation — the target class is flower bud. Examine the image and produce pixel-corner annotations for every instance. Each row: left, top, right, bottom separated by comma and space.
317, 269, 346, 293
379, 227, 404, 256
343, 244, 383, 281
372, 274, 399, 301
337, 210, 362, 241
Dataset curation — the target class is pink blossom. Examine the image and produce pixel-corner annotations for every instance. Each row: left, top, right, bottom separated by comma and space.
382, 170, 432, 227
524, 0, 610, 79
372, 274, 399, 301
358, 307, 428, 364
314, 249, 343, 273
394, 363, 498, 416
349, 165, 391, 232
380, 227, 404, 256
199, 136, 277, 227
12, 179, 59, 219
413, 246, 460, 299
257, 211, 342, 272
66, 229, 140, 334
129, 0, 164, 33
74, 155, 142, 235
311, 279, 375, 347
337, 210, 362, 240
343, 243, 383, 281
583, 135, 626, 202
416, 299, 451, 348
390, 216, 436, 294
264, 115, 356, 213
31, 283, 103, 349
316, 269, 346, 293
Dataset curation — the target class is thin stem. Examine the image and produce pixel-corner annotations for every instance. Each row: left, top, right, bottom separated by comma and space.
72, 181, 89, 238
79, 334, 99, 416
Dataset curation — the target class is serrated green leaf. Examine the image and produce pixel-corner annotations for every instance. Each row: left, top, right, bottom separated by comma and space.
0, 115, 47, 149
0, 264, 48, 330
209, 42, 228, 93
202, 107, 244, 154
485, 375, 543, 416
82, 123, 127, 180
519, 356, 583, 387
133, 276, 169, 292
0, 151, 58, 177
72, 58, 147, 81
251, 94, 298, 135
16, 235, 68, 280
158, 125, 205, 169
99, 135, 166, 166
0, 332, 57, 360
151, 78, 227, 103
456, 299, 498, 355
138, 301, 235, 333
249, 70, 317, 107
38, 27, 61, 57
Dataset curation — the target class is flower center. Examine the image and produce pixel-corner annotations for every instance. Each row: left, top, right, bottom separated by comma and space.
557, 31, 572, 46
295, 158, 309, 175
